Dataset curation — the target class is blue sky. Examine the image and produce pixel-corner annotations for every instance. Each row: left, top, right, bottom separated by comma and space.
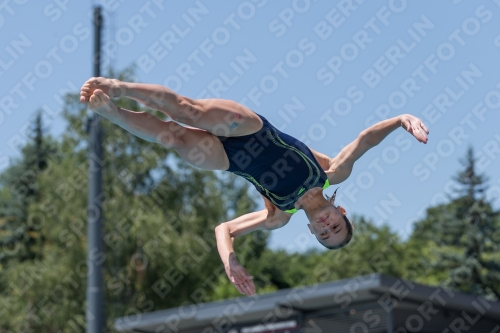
1, 0, 500, 251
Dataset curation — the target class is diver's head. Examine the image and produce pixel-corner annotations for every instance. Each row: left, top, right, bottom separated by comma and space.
304, 188, 353, 250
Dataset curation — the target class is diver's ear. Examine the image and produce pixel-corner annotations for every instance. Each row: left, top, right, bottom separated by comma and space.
337, 206, 347, 216
307, 224, 313, 234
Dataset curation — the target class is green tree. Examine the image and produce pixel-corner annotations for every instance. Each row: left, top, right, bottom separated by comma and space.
0, 111, 59, 264
411, 147, 500, 299
0, 69, 262, 332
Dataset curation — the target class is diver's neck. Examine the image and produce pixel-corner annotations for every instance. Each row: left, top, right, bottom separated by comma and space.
295, 188, 326, 211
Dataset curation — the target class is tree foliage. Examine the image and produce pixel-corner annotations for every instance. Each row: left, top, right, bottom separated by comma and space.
0, 70, 261, 332
1, 69, 499, 332
0, 111, 59, 264
411, 147, 500, 299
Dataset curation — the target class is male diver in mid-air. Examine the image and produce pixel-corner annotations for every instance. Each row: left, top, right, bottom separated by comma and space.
80, 77, 429, 296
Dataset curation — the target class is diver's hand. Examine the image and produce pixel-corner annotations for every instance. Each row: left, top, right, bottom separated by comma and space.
225, 255, 255, 296
399, 114, 429, 144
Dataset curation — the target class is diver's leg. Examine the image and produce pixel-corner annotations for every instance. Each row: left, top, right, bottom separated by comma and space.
88, 89, 229, 170
81, 77, 262, 137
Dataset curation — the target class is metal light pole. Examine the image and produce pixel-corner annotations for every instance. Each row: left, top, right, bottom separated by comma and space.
87, 6, 104, 333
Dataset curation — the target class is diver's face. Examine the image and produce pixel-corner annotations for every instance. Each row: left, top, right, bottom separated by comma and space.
307, 205, 348, 248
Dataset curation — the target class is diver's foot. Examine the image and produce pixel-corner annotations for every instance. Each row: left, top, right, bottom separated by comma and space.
80, 77, 123, 103
88, 89, 122, 122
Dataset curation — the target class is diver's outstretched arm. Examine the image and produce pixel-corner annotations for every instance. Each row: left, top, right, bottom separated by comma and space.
326, 114, 429, 184
215, 197, 292, 296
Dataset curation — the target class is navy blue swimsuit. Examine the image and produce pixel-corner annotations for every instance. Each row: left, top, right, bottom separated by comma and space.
217, 114, 329, 213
